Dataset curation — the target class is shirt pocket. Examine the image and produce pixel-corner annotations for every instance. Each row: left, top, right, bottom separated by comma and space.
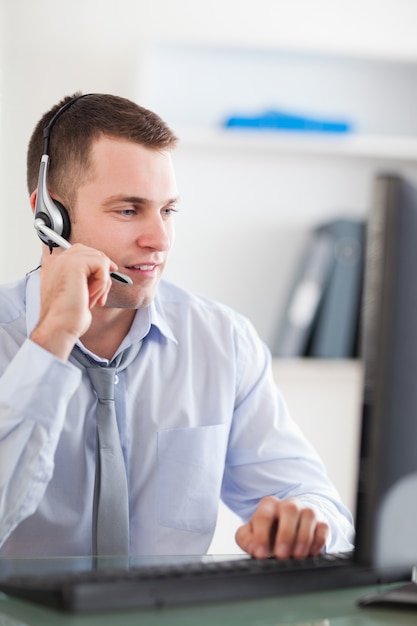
157, 424, 228, 533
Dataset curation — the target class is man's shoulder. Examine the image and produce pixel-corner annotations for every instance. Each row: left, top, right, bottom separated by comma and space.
156, 280, 252, 333
157, 279, 240, 317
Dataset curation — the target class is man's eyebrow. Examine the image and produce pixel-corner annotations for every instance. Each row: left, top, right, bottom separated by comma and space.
103, 195, 180, 206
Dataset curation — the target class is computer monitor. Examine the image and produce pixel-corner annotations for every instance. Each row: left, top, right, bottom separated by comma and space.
354, 173, 417, 572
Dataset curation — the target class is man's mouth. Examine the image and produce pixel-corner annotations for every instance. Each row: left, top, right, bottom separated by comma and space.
127, 264, 156, 271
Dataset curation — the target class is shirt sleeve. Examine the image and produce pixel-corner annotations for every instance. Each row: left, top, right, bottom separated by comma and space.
221, 317, 355, 553
0, 338, 81, 546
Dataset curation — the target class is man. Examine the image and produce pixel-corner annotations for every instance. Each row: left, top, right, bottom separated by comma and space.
0, 93, 354, 558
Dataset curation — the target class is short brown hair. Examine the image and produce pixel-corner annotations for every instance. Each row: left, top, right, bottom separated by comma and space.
27, 92, 178, 209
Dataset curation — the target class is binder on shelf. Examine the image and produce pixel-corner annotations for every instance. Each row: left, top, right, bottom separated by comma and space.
272, 227, 335, 357
307, 218, 366, 359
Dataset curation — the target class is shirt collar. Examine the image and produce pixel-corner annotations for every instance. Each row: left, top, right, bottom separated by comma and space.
119, 298, 178, 353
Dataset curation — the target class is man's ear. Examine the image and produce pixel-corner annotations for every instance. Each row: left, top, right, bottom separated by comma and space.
30, 189, 38, 212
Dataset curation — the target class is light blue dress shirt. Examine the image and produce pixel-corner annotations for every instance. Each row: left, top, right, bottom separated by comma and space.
0, 270, 354, 556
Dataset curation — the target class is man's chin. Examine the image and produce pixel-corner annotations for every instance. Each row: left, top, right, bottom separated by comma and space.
104, 287, 155, 310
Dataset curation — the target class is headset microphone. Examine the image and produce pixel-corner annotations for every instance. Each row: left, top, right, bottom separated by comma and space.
34, 219, 132, 285
33, 94, 132, 286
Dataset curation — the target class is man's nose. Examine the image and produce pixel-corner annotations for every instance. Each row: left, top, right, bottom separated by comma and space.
136, 214, 172, 251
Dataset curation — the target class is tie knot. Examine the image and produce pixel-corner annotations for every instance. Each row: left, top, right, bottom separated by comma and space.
86, 366, 117, 401
71, 340, 143, 403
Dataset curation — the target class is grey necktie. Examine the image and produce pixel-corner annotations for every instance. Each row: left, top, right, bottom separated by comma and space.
72, 342, 141, 556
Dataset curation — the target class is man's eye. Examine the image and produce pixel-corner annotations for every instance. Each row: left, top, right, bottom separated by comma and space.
118, 209, 135, 216
162, 207, 178, 216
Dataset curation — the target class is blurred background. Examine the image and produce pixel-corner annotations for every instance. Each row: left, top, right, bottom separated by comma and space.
2, 0, 417, 549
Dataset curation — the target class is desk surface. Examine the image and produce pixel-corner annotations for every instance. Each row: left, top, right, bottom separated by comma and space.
0, 584, 416, 626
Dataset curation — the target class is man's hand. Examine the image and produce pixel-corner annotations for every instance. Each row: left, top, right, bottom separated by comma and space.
235, 496, 329, 560
30, 244, 117, 360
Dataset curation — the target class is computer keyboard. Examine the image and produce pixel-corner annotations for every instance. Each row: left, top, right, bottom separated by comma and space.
0, 551, 409, 613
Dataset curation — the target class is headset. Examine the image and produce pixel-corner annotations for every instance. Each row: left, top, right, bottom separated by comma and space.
34, 94, 89, 249
33, 94, 132, 285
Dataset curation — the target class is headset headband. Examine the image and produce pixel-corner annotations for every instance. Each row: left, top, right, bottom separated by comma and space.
42, 93, 91, 156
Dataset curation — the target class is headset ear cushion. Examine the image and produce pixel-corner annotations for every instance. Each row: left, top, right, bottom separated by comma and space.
53, 200, 71, 240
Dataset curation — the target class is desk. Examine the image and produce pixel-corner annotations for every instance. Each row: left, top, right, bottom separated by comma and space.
0, 584, 416, 626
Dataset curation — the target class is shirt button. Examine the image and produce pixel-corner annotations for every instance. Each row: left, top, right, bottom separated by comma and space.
114, 373, 119, 385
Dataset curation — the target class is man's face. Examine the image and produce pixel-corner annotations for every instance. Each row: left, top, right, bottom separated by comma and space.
69, 136, 179, 309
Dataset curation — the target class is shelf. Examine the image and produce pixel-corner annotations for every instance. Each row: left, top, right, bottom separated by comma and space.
271, 357, 363, 379
177, 128, 417, 162
148, 43, 417, 156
